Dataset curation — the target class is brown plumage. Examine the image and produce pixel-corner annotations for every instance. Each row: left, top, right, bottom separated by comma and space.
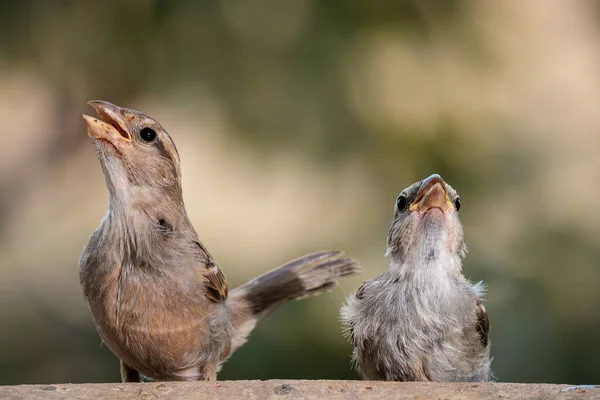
79, 100, 361, 382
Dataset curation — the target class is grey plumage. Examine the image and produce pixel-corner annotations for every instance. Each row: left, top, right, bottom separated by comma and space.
340, 174, 491, 382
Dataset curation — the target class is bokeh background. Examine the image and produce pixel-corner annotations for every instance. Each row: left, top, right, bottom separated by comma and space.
1, 0, 599, 385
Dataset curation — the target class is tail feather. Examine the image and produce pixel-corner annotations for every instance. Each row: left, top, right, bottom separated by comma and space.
225, 250, 361, 354
233, 250, 360, 314
293, 257, 360, 300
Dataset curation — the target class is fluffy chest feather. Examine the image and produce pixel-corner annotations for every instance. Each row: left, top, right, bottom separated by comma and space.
342, 262, 484, 381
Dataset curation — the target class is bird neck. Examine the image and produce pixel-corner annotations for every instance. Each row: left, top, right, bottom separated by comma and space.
108, 182, 185, 215
100, 158, 185, 215
98, 196, 195, 273
387, 243, 463, 283
105, 185, 191, 243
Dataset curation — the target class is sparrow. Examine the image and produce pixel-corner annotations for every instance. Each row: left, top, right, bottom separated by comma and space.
340, 174, 491, 381
79, 100, 361, 382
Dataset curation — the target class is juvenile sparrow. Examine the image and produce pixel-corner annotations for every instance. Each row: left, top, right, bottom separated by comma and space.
341, 174, 491, 381
79, 100, 361, 382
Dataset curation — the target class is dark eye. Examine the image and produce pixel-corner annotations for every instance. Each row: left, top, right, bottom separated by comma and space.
455, 197, 461, 211
140, 127, 157, 142
397, 195, 408, 212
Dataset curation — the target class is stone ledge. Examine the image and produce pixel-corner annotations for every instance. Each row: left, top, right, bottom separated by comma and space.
1, 380, 599, 400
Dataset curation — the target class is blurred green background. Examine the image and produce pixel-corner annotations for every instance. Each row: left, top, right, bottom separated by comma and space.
1, 0, 599, 385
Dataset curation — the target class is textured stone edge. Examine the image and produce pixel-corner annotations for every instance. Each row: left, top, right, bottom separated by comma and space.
1, 380, 599, 400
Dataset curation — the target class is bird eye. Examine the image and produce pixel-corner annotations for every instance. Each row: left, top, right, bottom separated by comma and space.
455, 197, 461, 212
397, 195, 408, 212
139, 127, 157, 142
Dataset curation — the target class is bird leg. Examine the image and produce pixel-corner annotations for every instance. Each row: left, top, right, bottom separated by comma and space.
120, 360, 141, 382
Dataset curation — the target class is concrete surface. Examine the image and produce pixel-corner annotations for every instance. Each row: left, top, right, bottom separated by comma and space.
0, 380, 599, 400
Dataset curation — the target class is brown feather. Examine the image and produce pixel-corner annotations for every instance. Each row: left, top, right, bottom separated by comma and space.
194, 241, 229, 302
79, 101, 361, 382
204, 263, 229, 302
475, 299, 490, 347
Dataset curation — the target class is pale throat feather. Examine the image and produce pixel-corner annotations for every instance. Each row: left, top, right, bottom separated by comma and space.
389, 225, 462, 277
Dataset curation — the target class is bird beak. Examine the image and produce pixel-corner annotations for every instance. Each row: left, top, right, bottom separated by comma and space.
82, 100, 131, 144
409, 174, 454, 213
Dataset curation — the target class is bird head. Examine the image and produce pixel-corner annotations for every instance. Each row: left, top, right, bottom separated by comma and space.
82, 101, 182, 207
386, 174, 466, 264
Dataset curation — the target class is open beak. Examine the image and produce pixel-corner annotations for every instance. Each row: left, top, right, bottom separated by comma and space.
82, 100, 131, 144
409, 174, 454, 213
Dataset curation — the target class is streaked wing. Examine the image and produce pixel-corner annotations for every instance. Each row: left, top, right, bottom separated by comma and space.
475, 299, 490, 347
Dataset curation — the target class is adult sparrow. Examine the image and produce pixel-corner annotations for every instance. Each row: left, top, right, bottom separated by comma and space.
79, 101, 361, 382
341, 174, 491, 381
